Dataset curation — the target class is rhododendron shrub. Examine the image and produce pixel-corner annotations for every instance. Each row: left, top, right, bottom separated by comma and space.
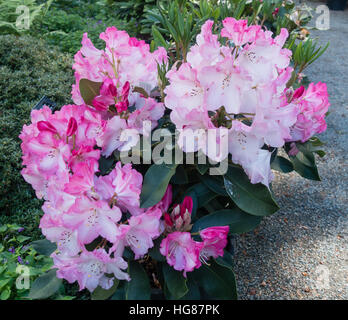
20, 4, 330, 300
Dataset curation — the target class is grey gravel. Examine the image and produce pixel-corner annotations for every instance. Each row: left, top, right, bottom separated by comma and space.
233, 2, 348, 300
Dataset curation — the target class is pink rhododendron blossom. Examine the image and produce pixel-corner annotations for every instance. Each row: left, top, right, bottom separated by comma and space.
196, 226, 229, 267
63, 197, 122, 244
53, 249, 130, 291
71, 28, 166, 155
289, 82, 330, 142
164, 19, 313, 186
116, 208, 162, 259
221, 18, 260, 46
160, 232, 199, 275
95, 162, 143, 216
19, 101, 152, 289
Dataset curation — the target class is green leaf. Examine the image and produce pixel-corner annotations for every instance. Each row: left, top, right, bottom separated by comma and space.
215, 250, 234, 270
162, 264, 188, 300
54, 295, 75, 300
126, 262, 150, 300
170, 165, 188, 185
179, 276, 200, 300
192, 259, 237, 300
196, 163, 209, 175
177, 10, 185, 37
140, 163, 178, 208
31, 239, 57, 256
186, 183, 217, 209
290, 154, 320, 181
271, 156, 294, 173
0, 287, 11, 300
289, 143, 321, 181
0, 279, 11, 290
79, 79, 102, 106
152, 25, 168, 49
192, 208, 262, 234
28, 269, 62, 300
91, 279, 119, 300
17, 235, 31, 243
224, 166, 279, 216
110, 281, 126, 300
200, 174, 227, 196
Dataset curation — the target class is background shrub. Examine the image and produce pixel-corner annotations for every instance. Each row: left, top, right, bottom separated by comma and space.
32, 0, 133, 54
0, 0, 52, 35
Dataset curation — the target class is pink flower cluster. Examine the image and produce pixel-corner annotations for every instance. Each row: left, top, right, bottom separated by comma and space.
160, 191, 229, 276
20, 105, 163, 292
72, 27, 167, 157
289, 82, 330, 143
165, 19, 329, 186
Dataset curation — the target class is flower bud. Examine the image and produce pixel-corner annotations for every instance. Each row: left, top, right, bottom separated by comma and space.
180, 196, 193, 217
292, 86, 305, 100
37, 121, 58, 134
182, 210, 192, 227
66, 117, 78, 137
272, 8, 279, 16
175, 216, 184, 231
164, 213, 173, 227
121, 81, 130, 99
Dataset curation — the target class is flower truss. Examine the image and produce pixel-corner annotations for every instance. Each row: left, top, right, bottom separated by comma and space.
20, 19, 329, 298
165, 19, 329, 186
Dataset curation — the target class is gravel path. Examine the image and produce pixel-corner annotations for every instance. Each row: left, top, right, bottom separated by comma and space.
234, 2, 348, 300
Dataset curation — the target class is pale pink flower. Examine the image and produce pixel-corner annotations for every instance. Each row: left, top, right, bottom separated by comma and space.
117, 208, 162, 259
40, 214, 81, 256
221, 18, 260, 46
95, 162, 143, 216
63, 197, 122, 244
53, 249, 129, 292
160, 232, 199, 275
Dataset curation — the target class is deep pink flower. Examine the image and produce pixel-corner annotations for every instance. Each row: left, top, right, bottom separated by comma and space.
196, 226, 229, 267
290, 82, 330, 142
292, 86, 305, 100
180, 196, 193, 217
154, 184, 173, 214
